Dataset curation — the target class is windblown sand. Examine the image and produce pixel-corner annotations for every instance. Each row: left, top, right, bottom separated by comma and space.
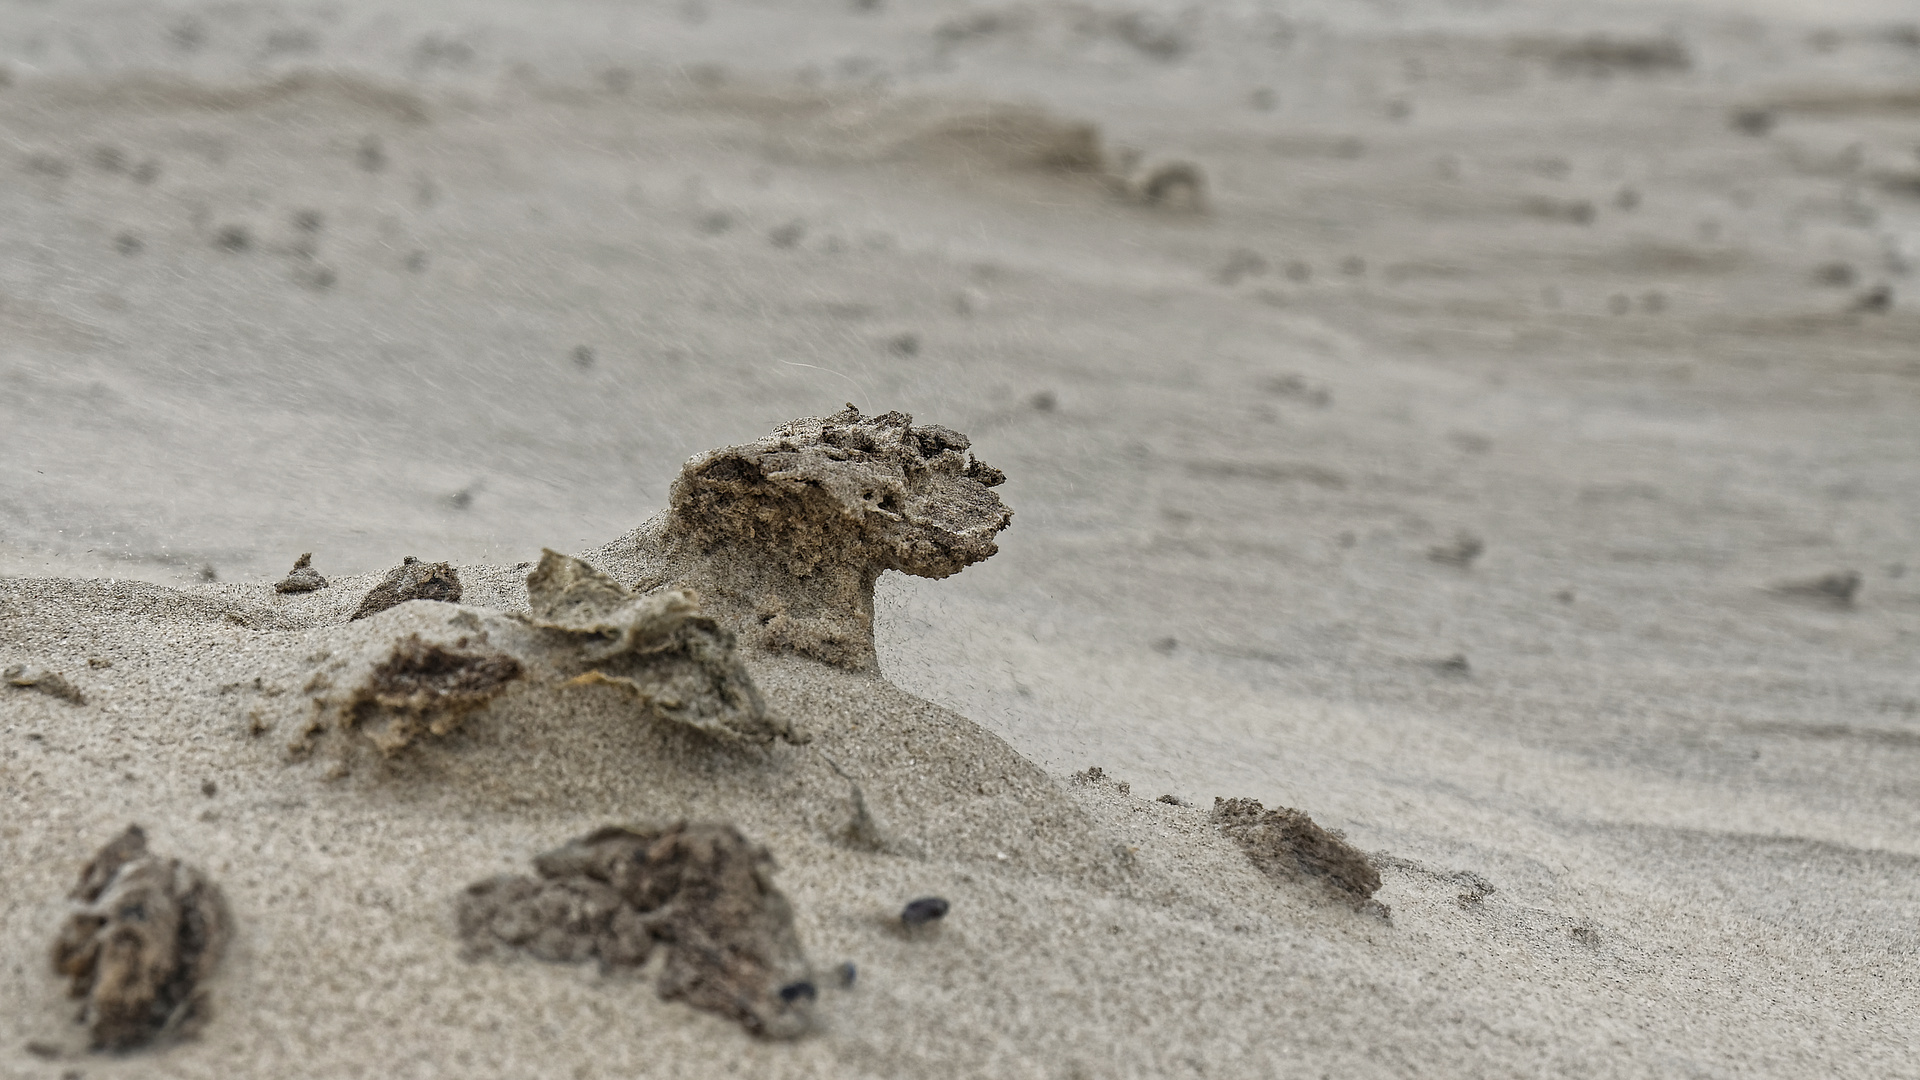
4, 0, 1919, 1076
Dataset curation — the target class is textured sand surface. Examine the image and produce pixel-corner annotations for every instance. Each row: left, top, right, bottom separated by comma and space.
4, 0, 1919, 1076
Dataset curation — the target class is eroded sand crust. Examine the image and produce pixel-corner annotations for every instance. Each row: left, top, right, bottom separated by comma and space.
5, 0, 1920, 1074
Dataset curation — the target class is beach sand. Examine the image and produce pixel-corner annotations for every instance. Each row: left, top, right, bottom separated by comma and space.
3, 0, 1918, 1076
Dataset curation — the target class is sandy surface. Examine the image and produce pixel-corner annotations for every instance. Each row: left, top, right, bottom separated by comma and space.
4, 0, 1919, 1076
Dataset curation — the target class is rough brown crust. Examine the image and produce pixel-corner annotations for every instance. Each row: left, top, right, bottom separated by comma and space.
50, 826, 230, 1052
273, 552, 329, 594
349, 556, 463, 621
458, 823, 814, 1038
1211, 798, 1383, 909
344, 633, 523, 754
526, 550, 786, 743
652, 405, 1011, 669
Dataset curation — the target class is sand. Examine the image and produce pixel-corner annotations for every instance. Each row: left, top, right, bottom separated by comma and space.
4, 0, 1919, 1076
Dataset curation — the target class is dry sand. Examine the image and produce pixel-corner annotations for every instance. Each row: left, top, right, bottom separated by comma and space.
4, 0, 1920, 1076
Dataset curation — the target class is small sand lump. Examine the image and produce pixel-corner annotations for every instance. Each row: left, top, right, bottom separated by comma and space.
1211, 798, 1382, 910
526, 549, 788, 743
349, 555, 463, 620
343, 633, 523, 754
273, 552, 329, 593
50, 825, 230, 1051
459, 822, 815, 1038
5, 664, 85, 705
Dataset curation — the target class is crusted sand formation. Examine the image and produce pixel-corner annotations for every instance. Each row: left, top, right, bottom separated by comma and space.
341, 632, 524, 755
1212, 798, 1384, 911
50, 826, 229, 1052
526, 549, 787, 743
616, 405, 1011, 670
458, 823, 815, 1038
273, 552, 328, 594
4, 663, 85, 705
349, 556, 463, 621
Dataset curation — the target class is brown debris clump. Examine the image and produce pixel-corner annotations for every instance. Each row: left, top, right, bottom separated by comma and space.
50, 826, 230, 1051
349, 555, 463, 620
5, 663, 85, 705
273, 552, 328, 593
344, 633, 523, 754
1211, 798, 1383, 910
459, 823, 815, 1038
526, 550, 788, 743
651, 404, 1011, 669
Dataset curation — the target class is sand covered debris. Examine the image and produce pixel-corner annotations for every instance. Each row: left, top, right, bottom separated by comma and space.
527, 549, 788, 743
272, 552, 328, 593
344, 633, 523, 754
349, 556, 463, 620
459, 823, 815, 1038
5, 663, 85, 704
1771, 569, 1862, 607
49, 825, 230, 1051
1212, 798, 1383, 910
646, 405, 1011, 669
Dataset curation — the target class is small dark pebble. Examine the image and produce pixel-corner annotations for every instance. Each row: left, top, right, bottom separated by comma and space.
835, 961, 857, 988
777, 980, 817, 1004
1030, 390, 1058, 412
901, 896, 949, 927
201, 780, 217, 797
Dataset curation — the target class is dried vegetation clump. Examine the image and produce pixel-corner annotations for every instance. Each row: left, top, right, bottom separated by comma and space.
343, 633, 523, 754
459, 823, 815, 1038
349, 555, 463, 620
1212, 797, 1383, 910
526, 549, 788, 743
50, 826, 230, 1051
